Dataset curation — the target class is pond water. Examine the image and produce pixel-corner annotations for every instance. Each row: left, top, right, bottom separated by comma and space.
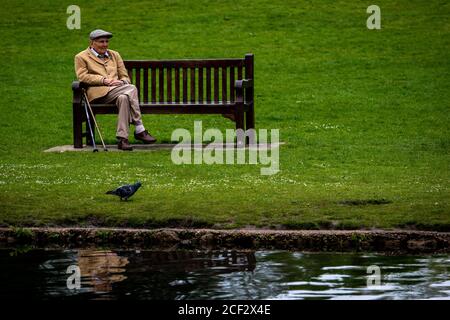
0, 249, 448, 300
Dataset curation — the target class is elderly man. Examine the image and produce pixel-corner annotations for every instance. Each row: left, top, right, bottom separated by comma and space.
75, 29, 156, 151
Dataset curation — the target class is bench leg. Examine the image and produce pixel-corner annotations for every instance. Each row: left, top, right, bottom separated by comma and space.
245, 103, 255, 144
245, 103, 255, 131
235, 107, 245, 146
73, 101, 83, 148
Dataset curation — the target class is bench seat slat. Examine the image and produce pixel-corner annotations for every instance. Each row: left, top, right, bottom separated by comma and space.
90, 102, 244, 107
90, 104, 248, 115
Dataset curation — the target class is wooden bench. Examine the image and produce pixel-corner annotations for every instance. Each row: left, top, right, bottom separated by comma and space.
71, 53, 254, 148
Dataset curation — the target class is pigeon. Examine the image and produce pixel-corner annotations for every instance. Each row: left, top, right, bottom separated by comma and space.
106, 181, 142, 201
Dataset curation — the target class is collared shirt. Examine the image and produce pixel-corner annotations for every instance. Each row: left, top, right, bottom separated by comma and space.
89, 47, 110, 59
86, 47, 128, 86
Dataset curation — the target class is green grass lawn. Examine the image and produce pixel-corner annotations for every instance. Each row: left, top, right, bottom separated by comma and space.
0, 0, 448, 230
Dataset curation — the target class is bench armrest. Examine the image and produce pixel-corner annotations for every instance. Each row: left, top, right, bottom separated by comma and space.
72, 81, 89, 106
235, 79, 253, 104
72, 81, 89, 92
235, 79, 253, 89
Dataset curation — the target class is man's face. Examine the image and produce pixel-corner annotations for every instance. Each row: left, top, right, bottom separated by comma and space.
91, 37, 109, 54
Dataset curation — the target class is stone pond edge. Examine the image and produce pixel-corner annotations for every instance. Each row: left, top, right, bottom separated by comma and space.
1, 227, 449, 253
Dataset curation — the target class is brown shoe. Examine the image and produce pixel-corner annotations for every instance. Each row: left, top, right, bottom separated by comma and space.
134, 130, 157, 144
118, 138, 133, 151
222, 113, 235, 122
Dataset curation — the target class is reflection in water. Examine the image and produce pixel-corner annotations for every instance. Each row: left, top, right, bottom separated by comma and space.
77, 250, 129, 294
0, 249, 448, 300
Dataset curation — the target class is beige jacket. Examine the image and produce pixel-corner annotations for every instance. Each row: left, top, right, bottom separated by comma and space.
74, 48, 131, 101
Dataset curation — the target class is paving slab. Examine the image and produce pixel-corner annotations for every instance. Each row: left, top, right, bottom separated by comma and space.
44, 142, 284, 152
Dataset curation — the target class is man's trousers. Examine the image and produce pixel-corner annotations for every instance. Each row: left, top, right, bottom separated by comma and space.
93, 84, 143, 139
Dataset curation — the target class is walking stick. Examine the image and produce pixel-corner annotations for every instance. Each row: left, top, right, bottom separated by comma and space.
83, 90, 108, 151
83, 95, 98, 152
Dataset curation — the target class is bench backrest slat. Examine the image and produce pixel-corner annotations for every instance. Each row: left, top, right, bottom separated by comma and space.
159, 68, 164, 103
198, 68, 203, 103
182, 67, 188, 103
167, 68, 172, 104
230, 67, 235, 102
125, 59, 244, 69
151, 69, 156, 103
213, 67, 219, 103
175, 68, 180, 103
190, 68, 195, 103
135, 68, 141, 101
206, 67, 211, 103
124, 55, 252, 104
143, 68, 149, 103
222, 67, 227, 103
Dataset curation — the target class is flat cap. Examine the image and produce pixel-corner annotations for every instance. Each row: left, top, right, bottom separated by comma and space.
89, 29, 113, 40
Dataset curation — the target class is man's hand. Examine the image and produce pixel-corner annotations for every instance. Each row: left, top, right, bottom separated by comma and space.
103, 78, 124, 86
110, 79, 125, 86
